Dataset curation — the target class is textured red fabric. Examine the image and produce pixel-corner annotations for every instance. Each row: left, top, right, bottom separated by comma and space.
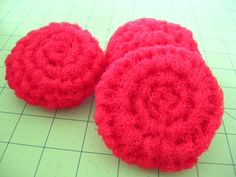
5, 22, 106, 109
95, 46, 223, 172
106, 18, 199, 65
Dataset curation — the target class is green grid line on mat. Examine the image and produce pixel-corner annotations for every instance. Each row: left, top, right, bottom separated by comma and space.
0, 0, 236, 177
0, 138, 236, 166
74, 0, 119, 176
205, 1, 236, 175
0, 0, 24, 95
0, 107, 236, 136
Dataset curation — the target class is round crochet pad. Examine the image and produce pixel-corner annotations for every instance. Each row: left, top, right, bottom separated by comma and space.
5, 22, 106, 109
95, 45, 223, 171
106, 18, 199, 64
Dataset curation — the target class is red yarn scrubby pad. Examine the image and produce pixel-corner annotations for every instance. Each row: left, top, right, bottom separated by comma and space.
106, 18, 199, 65
95, 45, 224, 172
5, 22, 106, 109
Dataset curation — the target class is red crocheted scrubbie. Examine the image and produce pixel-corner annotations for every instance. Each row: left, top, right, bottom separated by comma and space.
5, 22, 106, 109
106, 18, 199, 65
95, 45, 223, 172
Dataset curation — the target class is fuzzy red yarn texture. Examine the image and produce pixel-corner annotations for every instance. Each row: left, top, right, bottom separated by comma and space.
5, 22, 106, 109
95, 46, 224, 172
106, 18, 199, 65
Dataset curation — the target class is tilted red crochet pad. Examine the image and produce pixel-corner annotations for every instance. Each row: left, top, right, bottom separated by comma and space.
95, 46, 224, 172
106, 18, 199, 65
5, 22, 106, 108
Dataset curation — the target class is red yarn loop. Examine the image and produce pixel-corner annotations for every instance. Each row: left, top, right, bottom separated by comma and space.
5, 22, 106, 108
95, 46, 223, 172
106, 18, 199, 65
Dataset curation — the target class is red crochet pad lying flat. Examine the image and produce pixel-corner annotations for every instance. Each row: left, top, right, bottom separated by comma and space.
5, 22, 106, 109
106, 18, 199, 65
95, 45, 224, 172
